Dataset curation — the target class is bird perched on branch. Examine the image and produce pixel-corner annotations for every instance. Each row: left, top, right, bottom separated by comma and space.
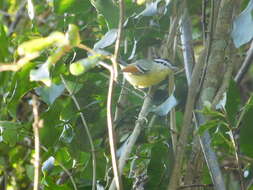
120, 58, 177, 88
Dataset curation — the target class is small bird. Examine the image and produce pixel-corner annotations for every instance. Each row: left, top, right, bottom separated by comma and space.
121, 58, 177, 88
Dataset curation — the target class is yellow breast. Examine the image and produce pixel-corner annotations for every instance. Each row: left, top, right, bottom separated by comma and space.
123, 69, 172, 88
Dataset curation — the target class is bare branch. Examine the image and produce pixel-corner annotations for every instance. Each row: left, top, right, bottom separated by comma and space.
105, 1, 126, 189
109, 87, 156, 190
32, 95, 42, 190
167, 44, 204, 190
7, 0, 26, 36
180, 7, 195, 85
235, 41, 253, 84
106, 65, 123, 190
113, 0, 125, 80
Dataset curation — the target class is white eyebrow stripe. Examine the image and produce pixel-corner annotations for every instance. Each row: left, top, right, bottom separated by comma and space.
154, 58, 177, 69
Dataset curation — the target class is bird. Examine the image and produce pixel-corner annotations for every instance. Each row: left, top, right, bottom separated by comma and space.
120, 58, 178, 88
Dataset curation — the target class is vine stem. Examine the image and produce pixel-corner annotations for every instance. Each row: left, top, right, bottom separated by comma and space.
61, 76, 97, 190
32, 95, 42, 190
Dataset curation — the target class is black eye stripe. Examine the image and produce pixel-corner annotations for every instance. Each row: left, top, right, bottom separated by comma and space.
136, 65, 149, 73
154, 58, 174, 68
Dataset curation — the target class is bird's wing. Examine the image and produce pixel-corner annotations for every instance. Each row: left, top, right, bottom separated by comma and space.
122, 60, 150, 74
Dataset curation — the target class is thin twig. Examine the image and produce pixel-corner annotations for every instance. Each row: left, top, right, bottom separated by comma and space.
114, 78, 130, 123
198, 0, 215, 92
212, 40, 235, 107
100, 72, 144, 99
180, 6, 195, 86
109, 87, 156, 190
113, 0, 127, 123
7, 0, 26, 36
235, 41, 253, 84
113, 0, 125, 80
178, 183, 213, 189
229, 130, 245, 190
60, 76, 97, 190
32, 95, 42, 190
0, 10, 12, 16
107, 1, 125, 188
202, 0, 208, 43
106, 65, 123, 190
168, 30, 178, 154
57, 162, 78, 190
195, 0, 236, 189
77, 44, 111, 60
168, 74, 177, 153
167, 44, 204, 190
78, 43, 125, 190
20, 143, 78, 190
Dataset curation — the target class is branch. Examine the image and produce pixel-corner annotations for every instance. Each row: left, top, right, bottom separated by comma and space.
235, 41, 253, 84
180, 7, 195, 85
105, 0, 125, 189
109, 87, 156, 190
7, 0, 26, 36
106, 65, 123, 190
167, 43, 204, 190
195, 0, 237, 189
32, 95, 42, 190
179, 183, 213, 189
166, 3, 201, 189
114, 78, 130, 123
114, 0, 127, 123
60, 76, 97, 190
112, 0, 125, 80
212, 41, 235, 107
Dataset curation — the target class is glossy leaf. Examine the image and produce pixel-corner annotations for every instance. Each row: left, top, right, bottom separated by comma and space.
231, 0, 253, 47
94, 29, 118, 50
135, 0, 161, 18
30, 62, 51, 86
35, 83, 65, 105
69, 56, 99, 75
151, 93, 178, 116
42, 156, 55, 174
0, 23, 8, 61
89, 0, 119, 29
66, 24, 80, 47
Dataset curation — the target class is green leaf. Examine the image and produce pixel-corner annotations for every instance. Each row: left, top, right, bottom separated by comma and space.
17, 32, 66, 56
231, 0, 253, 47
145, 142, 171, 189
40, 99, 64, 147
89, 0, 119, 29
35, 83, 65, 105
198, 119, 227, 136
69, 56, 100, 75
7, 63, 37, 117
225, 80, 241, 126
59, 124, 74, 144
25, 164, 34, 181
94, 29, 118, 50
240, 96, 253, 157
66, 24, 80, 47
54, 0, 75, 13
0, 121, 22, 146
0, 23, 9, 61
